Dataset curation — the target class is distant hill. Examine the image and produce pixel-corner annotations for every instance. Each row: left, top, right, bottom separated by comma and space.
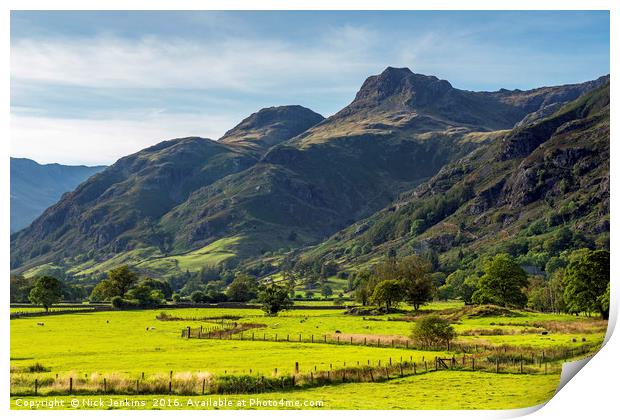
9, 68, 609, 282
10, 158, 106, 233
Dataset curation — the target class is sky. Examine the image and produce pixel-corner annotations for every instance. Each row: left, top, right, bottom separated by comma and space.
10, 11, 610, 166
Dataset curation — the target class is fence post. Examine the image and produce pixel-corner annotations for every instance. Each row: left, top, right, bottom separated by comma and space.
69, 377, 73, 394
385, 367, 389, 380
142, 372, 145, 380
187, 327, 191, 338
276, 334, 278, 342
295, 362, 299, 374
425, 361, 428, 372
337, 336, 340, 344
299, 333, 302, 342
252, 333, 255, 341
472, 358, 475, 371
520, 358, 523, 374
324, 335, 327, 343
496, 358, 500, 374
311, 334, 314, 343
364, 337, 367, 346
310, 372, 314, 383
103, 378, 107, 393
406, 340, 409, 349
399, 363, 403, 377
413, 362, 417, 375
34, 378, 38, 396
202, 378, 206, 395
136, 379, 139, 393
350, 337, 353, 345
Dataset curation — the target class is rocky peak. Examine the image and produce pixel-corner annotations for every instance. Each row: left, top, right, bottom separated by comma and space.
349, 66, 454, 111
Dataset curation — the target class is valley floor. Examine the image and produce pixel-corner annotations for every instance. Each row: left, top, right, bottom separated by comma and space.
10, 303, 604, 410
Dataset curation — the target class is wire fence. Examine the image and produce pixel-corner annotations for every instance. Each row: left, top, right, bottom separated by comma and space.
180, 326, 599, 361
11, 344, 594, 397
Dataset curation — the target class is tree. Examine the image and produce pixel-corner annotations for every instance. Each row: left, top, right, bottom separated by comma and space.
190, 291, 207, 303
139, 278, 173, 299
28, 276, 63, 312
371, 280, 403, 312
226, 273, 258, 302
257, 283, 293, 316
321, 284, 333, 299
564, 249, 610, 319
107, 265, 139, 297
412, 316, 456, 350
398, 255, 433, 310
126, 284, 165, 307
352, 270, 376, 306
10, 274, 34, 303
90, 265, 138, 301
471, 254, 529, 308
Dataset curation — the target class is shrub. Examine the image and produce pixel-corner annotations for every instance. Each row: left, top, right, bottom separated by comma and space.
111, 296, 124, 308
412, 316, 456, 350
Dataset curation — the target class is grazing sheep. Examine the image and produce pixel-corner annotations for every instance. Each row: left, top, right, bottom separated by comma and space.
335, 330, 342, 334
36, 322, 44, 326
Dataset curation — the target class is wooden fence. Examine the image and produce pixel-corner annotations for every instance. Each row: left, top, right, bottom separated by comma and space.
180, 326, 598, 362
12, 352, 568, 397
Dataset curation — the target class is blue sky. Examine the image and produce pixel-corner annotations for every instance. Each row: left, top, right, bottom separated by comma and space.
10, 11, 610, 165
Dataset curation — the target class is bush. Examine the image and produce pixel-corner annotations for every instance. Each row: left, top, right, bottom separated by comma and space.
111, 296, 124, 308
171, 293, 181, 303
190, 291, 206, 303
412, 316, 456, 350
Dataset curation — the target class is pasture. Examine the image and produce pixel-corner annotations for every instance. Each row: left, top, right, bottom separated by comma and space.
10, 303, 606, 410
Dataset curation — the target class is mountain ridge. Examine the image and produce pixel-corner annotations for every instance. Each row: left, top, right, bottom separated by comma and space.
10, 68, 610, 283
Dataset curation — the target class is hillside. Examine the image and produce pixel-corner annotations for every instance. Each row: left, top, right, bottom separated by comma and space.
10, 68, 609, 281
10, 158, 106, 232
301, 83, 610, 276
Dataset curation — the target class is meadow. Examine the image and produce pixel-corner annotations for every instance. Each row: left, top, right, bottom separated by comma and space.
10, 302, 606, 410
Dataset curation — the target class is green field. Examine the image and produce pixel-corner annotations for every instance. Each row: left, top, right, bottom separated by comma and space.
10, 303, 605, 410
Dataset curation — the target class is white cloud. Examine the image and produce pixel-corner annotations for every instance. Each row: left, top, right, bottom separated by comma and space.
10, 31, 377, 92
10, 112, 237, 166
10, 27, 385, 165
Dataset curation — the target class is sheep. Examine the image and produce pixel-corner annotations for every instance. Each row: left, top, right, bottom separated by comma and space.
36, 322, 44, 326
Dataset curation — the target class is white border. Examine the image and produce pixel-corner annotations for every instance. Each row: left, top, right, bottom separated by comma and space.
2, 2, 616, 420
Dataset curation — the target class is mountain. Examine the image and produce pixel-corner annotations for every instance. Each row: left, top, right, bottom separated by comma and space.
10, 68, 609, 281
10, 106, 324, 276
301, 83, 610, 275
10, 158, 106, 233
